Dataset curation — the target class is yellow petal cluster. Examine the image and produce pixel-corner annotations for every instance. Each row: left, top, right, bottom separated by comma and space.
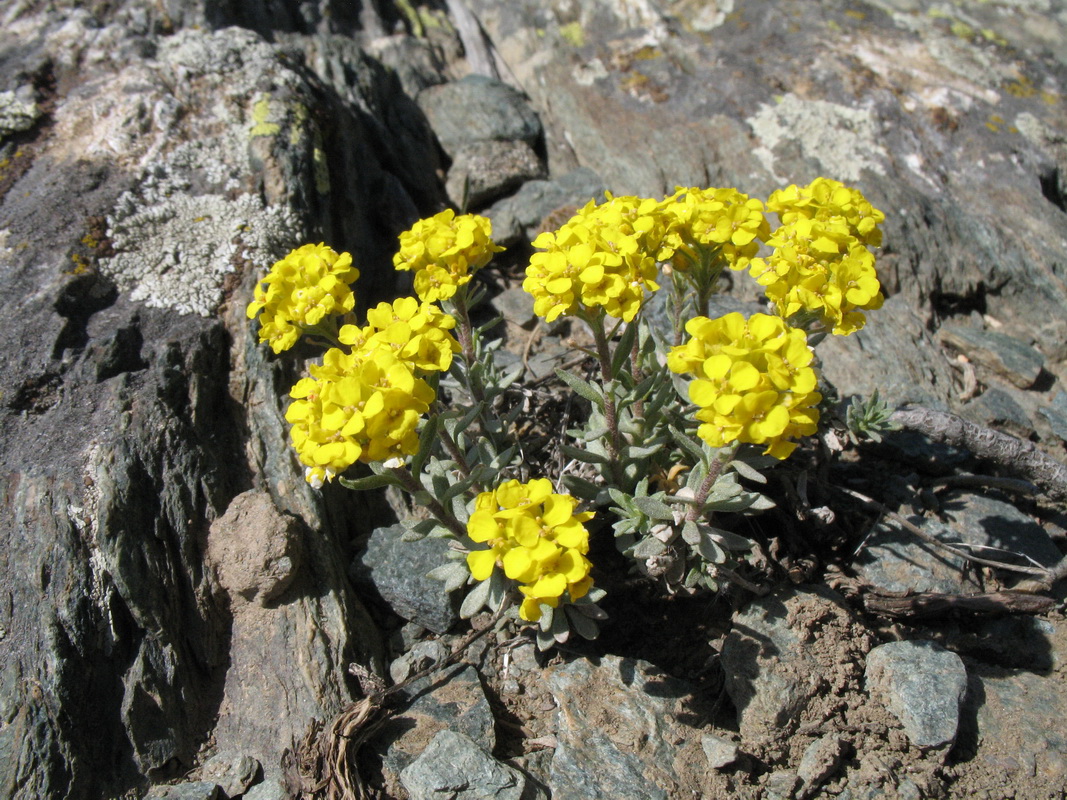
749, 178, 885, 335
286, 297, 459, 486
339, 296, 461, 373
465, 478, 595, 622
523, 194, 664, 322
393, 209, 504, 303
659, 186, 771, 272
246, 243, 360, 353
668, 312, 821, 459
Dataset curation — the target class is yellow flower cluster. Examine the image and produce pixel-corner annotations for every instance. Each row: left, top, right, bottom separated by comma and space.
748, 178, 885, 335
393, 209, 504, 303
668, 312, 821, 459
466, 478, 595, 621
659, 186, 771, 273
523, 194, 664, 322
246, 243, 360, 353
286, 297, 459, 486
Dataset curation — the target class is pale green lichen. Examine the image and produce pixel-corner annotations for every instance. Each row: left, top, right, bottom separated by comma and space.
747, 93, 888, 182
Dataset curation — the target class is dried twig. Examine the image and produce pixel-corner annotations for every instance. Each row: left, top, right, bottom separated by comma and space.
863, 590, 1056, 619
891, 405, 1067, 505
296, 594, 515, 799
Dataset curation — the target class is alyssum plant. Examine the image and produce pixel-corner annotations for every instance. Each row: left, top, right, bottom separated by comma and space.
246, 177, 886, 649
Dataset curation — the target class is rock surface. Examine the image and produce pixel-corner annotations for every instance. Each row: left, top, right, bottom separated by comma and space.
865, 640, 968, 749
1, 1, 1066, 799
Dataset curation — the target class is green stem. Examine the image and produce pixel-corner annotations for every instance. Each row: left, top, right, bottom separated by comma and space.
448, 287, 485, 404
685, 443, 738, 523
580, 308, 625, 486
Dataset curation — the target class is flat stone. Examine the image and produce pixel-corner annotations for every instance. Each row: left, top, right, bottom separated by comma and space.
865, 640, 967, 749
489, 286, 537, 330
199, 753, 260, 798
1039, 390, 1067, 443
351, 524, 460, 634
796, 734, 847, 798
939, 324, 1045, 389
721, 586, 871, 744
855, 490, 1061, 594
143, 783, 219, 800
961, 386, 1035, 440
484, 167, 607, 246
417, 75, 542, 159
445, 139, 546, 209
374, 663, 495, 778
956, 666, 1067, 798
545, 655, 698, 800
701, 734, 740, 769
400, 730, 528, 800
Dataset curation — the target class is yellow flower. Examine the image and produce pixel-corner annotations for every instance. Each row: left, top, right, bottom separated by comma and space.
393, 210, 504, 303
668, 313, 821, 459
286, 347, 436, 484
465, 478, 595, 621
751, 179, 886, 335
659, 186, 771, 273
523, 194, 663, 322
247, 243, 360, 353
340, 296, 461, 373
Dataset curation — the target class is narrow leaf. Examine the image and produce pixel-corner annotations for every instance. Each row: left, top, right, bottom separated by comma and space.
555, 369, 605, 408
460, 578, 491, 618
339, 473, 400, 492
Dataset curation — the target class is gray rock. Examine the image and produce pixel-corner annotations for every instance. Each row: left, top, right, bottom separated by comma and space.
544, 655, 700, 800
961, 386, 1036, 440
721, 586, 870, 744
701, 734, 740, 770
764, 769, 800, 800
1039, 390, 1067, 443
199, 752, 260, 798
865, 640, 967, 749
400, 730, 528, 800
241, 776, 290, 800
446, 139, 547, 209
417, 75, 543, 159
352, 523, 461, 634
375, 663, 495, 778
939, 324, 1045, 390
796, 734, 847, 799
0, 89, 40, 136
484, 167, 607, 246
490, 287, 538, 330
467, 0, 1067, 396
816, 295, 957, 410
956, 664, 1067, 798
143, 783, 219, 800
855, 490, 1062, 594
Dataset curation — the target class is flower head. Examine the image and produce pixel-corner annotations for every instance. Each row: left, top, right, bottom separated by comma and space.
523, 194, 664, 322
247, 243, 360, 353
286, 346, 435, 484
465, 478, 595, 621
659, 187, 771, 273
750, 179, 885, 335
339, 296, 461, 373
393, 210, 504, 303
668, 312, 821, 459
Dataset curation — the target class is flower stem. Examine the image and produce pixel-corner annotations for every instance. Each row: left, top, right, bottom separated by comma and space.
449, 288, 485, 404
685, 443, 739, 523
581, 310, 625, 485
